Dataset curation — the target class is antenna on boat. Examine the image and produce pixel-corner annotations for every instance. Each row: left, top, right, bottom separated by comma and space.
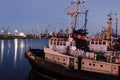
66, 0, 85, 31
84, 10, 88, 30
115, 18, 118, 38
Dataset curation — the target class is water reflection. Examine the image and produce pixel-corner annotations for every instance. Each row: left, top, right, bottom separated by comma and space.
8, 40, 10, 49
0, 39, 48, 80
0, 40, 4, 64
14, 39, 18, 65
28, 69, 55, 80
20, 39, 25, 60
7, 40, 10, 57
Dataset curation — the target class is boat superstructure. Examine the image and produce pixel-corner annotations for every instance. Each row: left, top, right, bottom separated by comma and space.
44, 0, 120, 75
89, 13, 120, 52
26, 0, 120, 79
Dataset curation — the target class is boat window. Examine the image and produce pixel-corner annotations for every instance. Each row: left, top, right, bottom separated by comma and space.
93, 64, 95, 66
52, 57, 54, 59
63, 59, 65, 61
70, 42, 72, 46
54, 42, 56, 45
82, 62, 84, 64
57, 41, 59, 45
103, 42, 106, 45
60, 41, 62, 45
58, 58, 60, 60
99, 41, 101, 44
89, 63, 91, 66
95, 42, 98, 45
91, 41, 94, 44
100, 65, 103, 67
63, 41, 66, 46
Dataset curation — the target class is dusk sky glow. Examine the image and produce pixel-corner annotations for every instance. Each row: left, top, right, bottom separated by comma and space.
0, 0, 120, 35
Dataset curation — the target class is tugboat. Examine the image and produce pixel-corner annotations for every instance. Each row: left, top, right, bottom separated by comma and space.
26, 0, 120, 80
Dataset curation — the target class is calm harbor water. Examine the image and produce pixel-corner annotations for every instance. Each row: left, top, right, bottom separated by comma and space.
0, 39, 48, 80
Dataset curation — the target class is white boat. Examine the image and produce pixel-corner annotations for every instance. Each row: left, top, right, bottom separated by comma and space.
26, 0, 120, 79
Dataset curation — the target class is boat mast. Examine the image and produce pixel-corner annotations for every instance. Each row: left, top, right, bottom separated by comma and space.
67, 0, 85, 31
115, 18, 118, 38
84, 10, 88, 30
106, 13, 112, 49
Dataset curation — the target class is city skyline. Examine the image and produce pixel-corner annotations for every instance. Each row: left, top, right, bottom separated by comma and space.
0, 0, 120, 35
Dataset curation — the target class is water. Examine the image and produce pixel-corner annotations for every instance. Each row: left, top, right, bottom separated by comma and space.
0, 39, 48, 80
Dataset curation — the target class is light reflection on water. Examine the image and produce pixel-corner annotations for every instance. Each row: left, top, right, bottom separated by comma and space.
0, 40, 4, 64
7, 40, 10, 57
19, 39, 25, 60
0, 39, 48, 80
14, 39, 18, 65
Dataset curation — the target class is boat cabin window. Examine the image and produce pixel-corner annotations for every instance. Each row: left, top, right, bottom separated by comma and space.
70, 42, 75, 46
100, 65, 103, 67
99, 41, 101, 45
57, 41, 59, 45
63, 59, 65, 61
103, 42, 106, 45
89, 63, 92, 66
51, 39, 67, 46
60, 41, 62, 45
54, 42, 56, 45
95, 42, 98, 45
63, 41, 66, 46
91, 41, 94, 44
70, 42, 72, 46
50, 41, 57, 45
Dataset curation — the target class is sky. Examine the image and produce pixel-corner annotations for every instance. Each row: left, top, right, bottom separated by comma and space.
0, 0, 120, 35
